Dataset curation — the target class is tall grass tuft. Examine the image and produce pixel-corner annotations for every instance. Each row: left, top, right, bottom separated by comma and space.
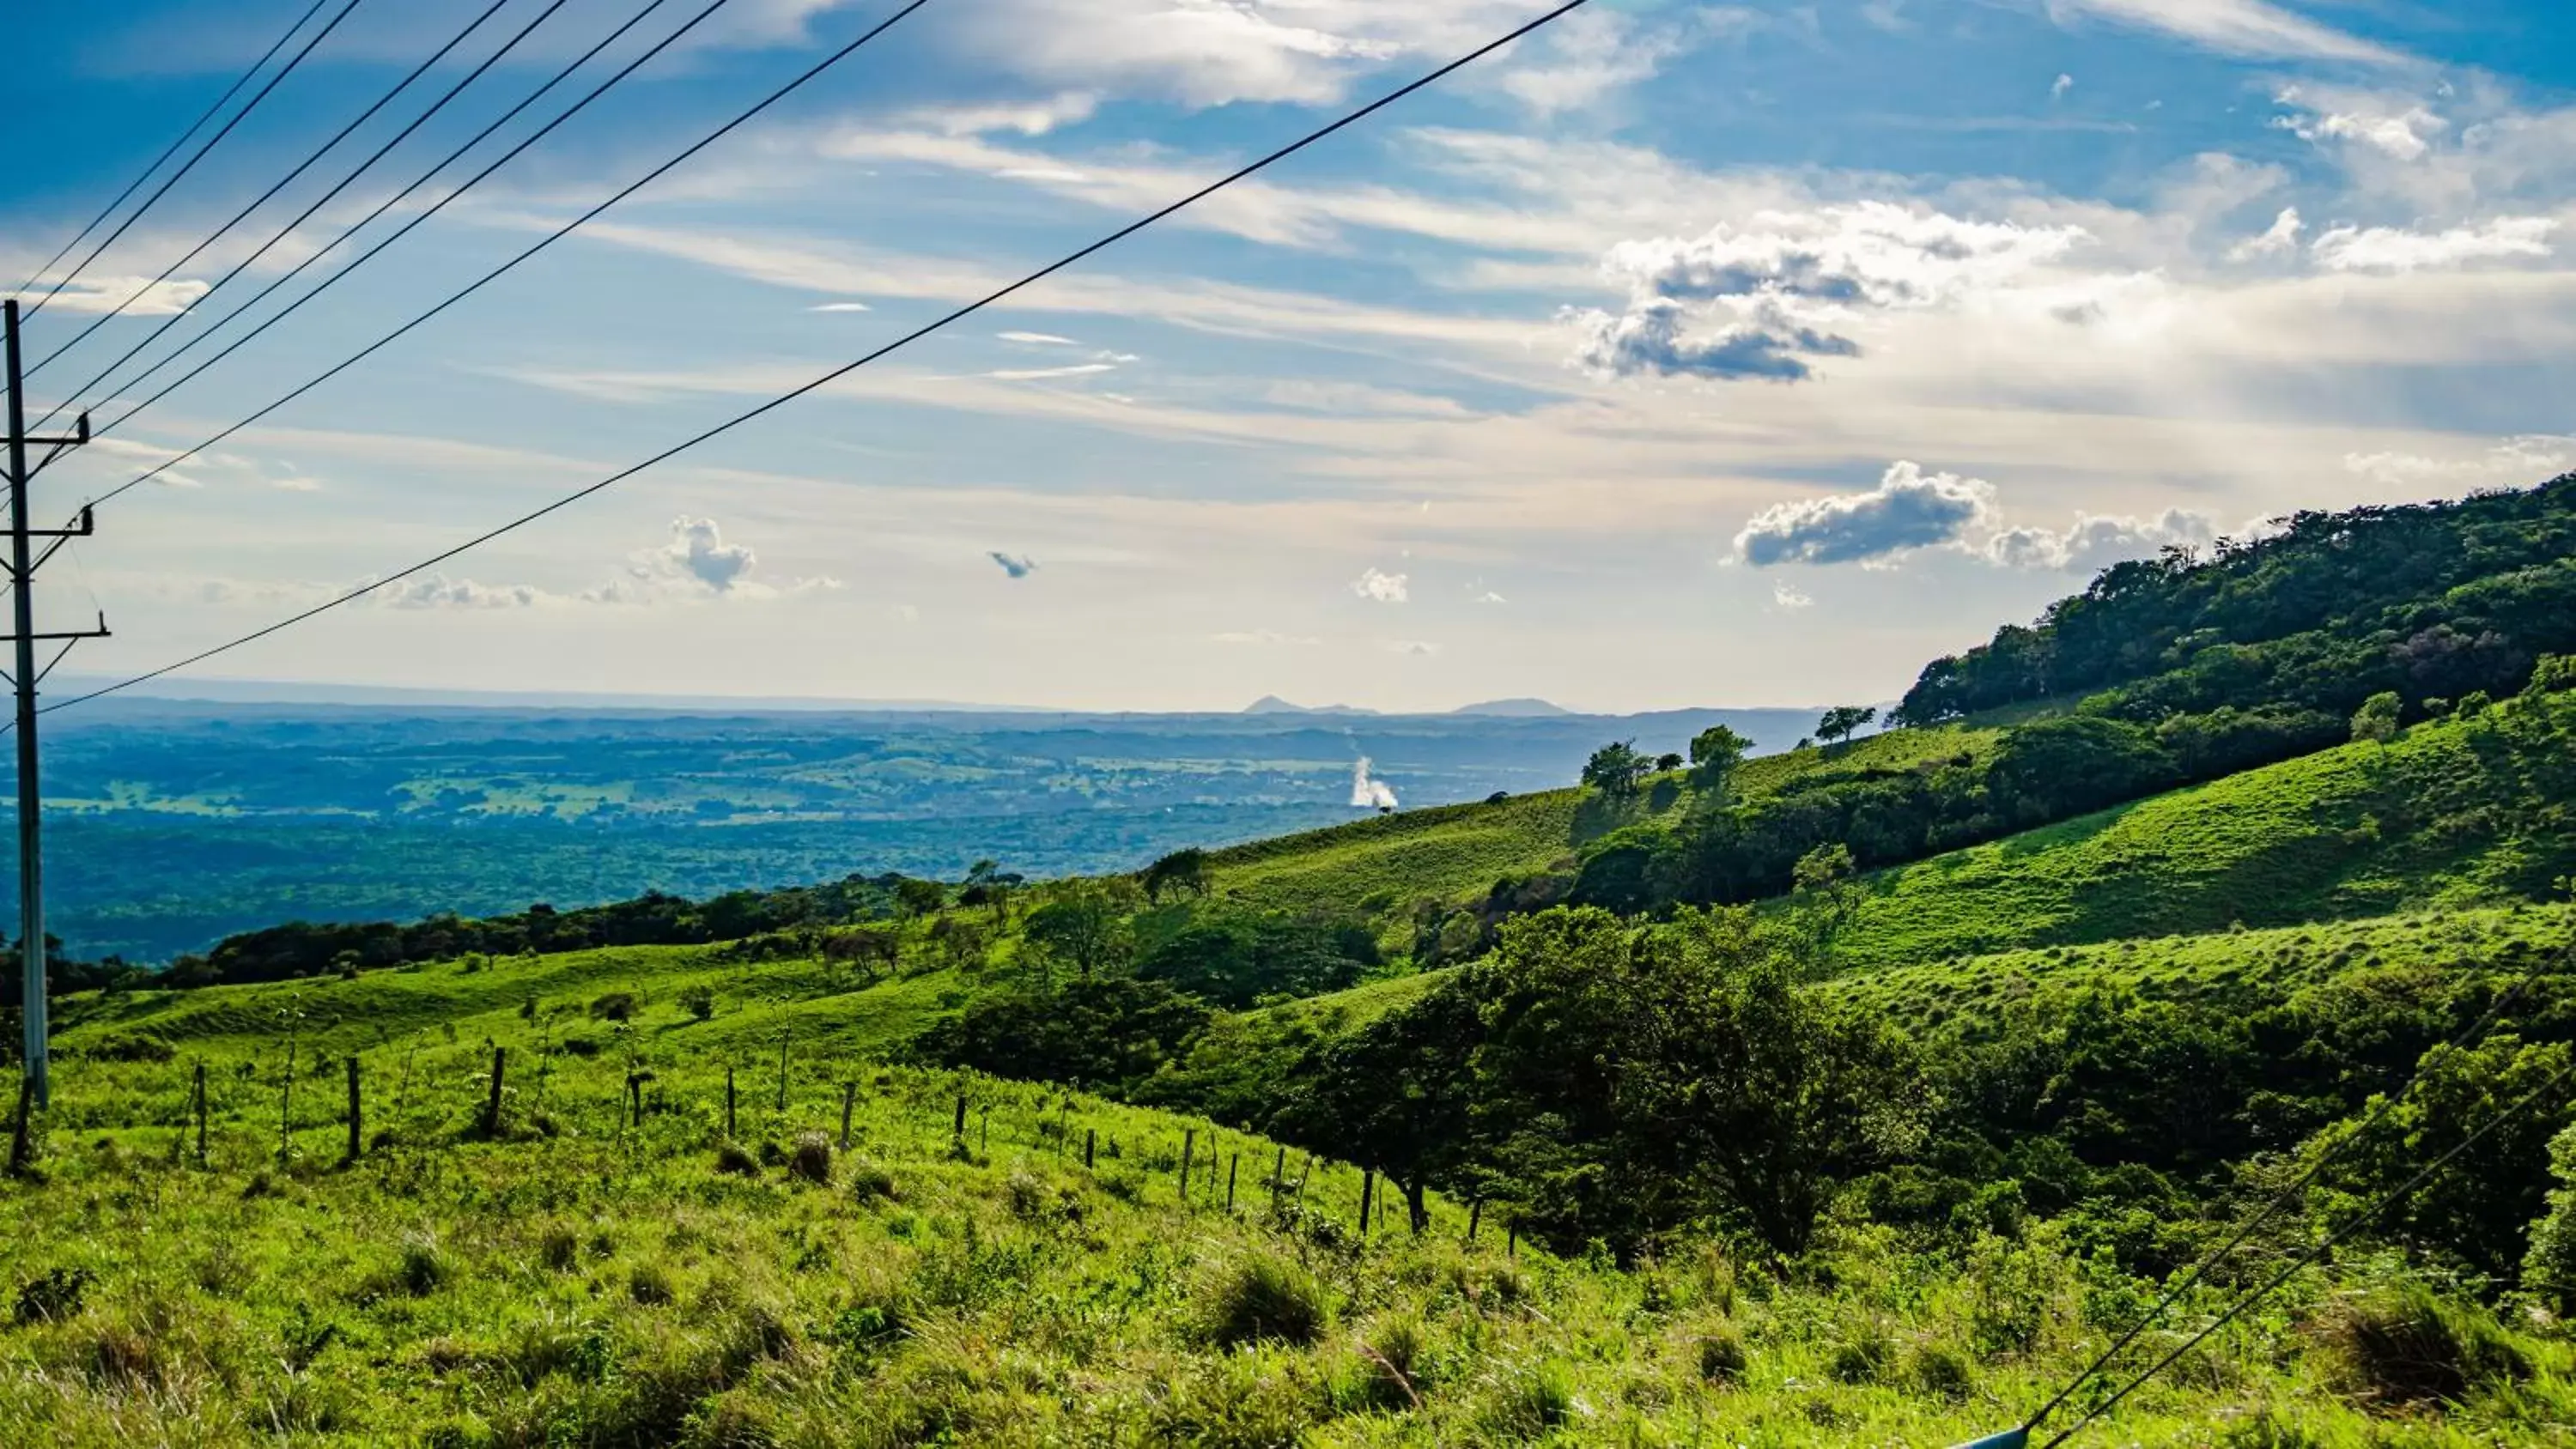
1205, 1255, 1326, 1348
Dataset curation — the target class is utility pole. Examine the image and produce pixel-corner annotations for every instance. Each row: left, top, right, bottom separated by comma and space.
3, 299, 108, 1108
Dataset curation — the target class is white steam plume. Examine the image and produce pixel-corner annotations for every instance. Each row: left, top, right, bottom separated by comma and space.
1350, 757, 1400, 810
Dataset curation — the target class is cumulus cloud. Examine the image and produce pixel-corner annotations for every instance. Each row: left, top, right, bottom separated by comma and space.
654, 517, 757, 591
2310, 216, 2557, 272
990, 552, 1039, 579
1771, 581, 1814, 609
2275, 89, 2447, 160
376, 573, 553, 609
2051, 73, 2074, 100
1570, 203, 2089, 384
2230, 207, 2306, 261
1352, 567, 1409, 603
1982, 509, 2220, 573
1566, 299, 1858, 383
1734, 462, 1997, 567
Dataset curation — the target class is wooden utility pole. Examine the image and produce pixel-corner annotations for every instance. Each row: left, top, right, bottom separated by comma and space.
3, 300, 106, 1109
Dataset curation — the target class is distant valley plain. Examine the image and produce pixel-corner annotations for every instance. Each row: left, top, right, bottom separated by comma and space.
20, 694, 1808, 960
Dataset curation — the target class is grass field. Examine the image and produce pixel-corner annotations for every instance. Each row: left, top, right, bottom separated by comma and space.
1826, 703, 2576, 972
1198, 725, 2003, 938
14, 938, 2573, 1445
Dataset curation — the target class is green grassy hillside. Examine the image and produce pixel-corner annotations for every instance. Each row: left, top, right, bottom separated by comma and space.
15, 925, 2573, 1445
1201, 725, 2001, 931
1830, 694, 2576, 971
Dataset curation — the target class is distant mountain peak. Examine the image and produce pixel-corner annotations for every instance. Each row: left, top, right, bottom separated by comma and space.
1452, 697, 1572, 718
1242, 696, 1381, 717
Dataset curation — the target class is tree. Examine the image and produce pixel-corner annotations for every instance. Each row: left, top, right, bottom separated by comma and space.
1655, 753, 1684, 773
1142, 847, 1213, 904
961, 860, 1023, 924
1784, 843, 1862, 973
2351, 690, 2403, 744
1686, 724, 1753, 799
1021, 882, 1138, 985
1582, 740, 1651, 797
1291, 984, 1484, 1233
893, 876, 949, 919
1815, 706, 1878, 748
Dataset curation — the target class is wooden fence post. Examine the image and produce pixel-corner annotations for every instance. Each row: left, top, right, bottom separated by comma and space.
776, 1034, 788, 1113
1270, 1145, 1285, 1213
193, 1062, 209, 1168
952, 1094, 968, 1143
483, 1046, 507, 1138
627, 1071, 644, 1128
344, 1056, 362, 1164
277, 1043, 295, 1158
1467, 1198, 1481, 1244
1358, 1168, 1375, 1238
1226, 1154, 1238, 1211
839, 1082, 856, 1150
1084, 1127, 1096, 1169
725, 1065, 738, 1139
1180, 1129, 1195, 1197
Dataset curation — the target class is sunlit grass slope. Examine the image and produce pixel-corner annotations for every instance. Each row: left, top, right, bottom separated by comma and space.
14, 943, 2568, 1446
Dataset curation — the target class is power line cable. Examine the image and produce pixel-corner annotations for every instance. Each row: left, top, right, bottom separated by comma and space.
20, 0, 367, 324
2037, 1047, 2576, 1447
13, 0, 335, 300
28, 0, 498, 381
79, 0, 902, 505
2019, 952, 2561, 1439
32, 0, 586, 432
47, 0, 685, 448
46, 0, 1604, 712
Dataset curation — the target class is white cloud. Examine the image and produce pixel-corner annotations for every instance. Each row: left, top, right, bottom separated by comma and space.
901, 92, 1100, 136
2231, 207, 2306, 261
374, 573, 554, 609
9, 275, 209, 317
1982, 508, 2219, 572
655, 517, 756, 591
1496, 7, 1721, 118
987, 362, 1121, 380
1473, 589, 1507, 604
1571, 202, 2091, 383
2042, 0, 2406, 66
1735, 462, 1997, 566
2312, 216, 2556, 272
2051, 73, 2074, 101
1352, 567, 1409, 603
2275, 90, 2447, 161
2344, 435, 2576, 488
808, 300, 872, 312
999, 330, 1080, 346
1383, 640, 1441, 656
1771, 581, 1814, 609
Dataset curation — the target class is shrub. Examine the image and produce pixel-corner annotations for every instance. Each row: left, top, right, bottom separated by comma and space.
788, 1132, 833, 1186
1828, 1325, 1893, 1385
13, 1265, 93, 1325
1906, 1342, 1975, 1402
398, 1234, 451, 1297
1206, 1255, 1326, 1347
1482, 1360, 1576, 1434
589, 991, 636, 1022
1697, 1327, 1747, 1385
680, 984, 716, 1022
2314, 1282, 2530, 1407
1358, 1315, 1426, 1410
714, 1142, 760, 1177
628, 1261, 677, 1307
848, 1160, 897, 1203
538, 1226, 580, 1272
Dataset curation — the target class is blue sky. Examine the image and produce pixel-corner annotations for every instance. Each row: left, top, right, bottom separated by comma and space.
5, 0, 2573, 712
